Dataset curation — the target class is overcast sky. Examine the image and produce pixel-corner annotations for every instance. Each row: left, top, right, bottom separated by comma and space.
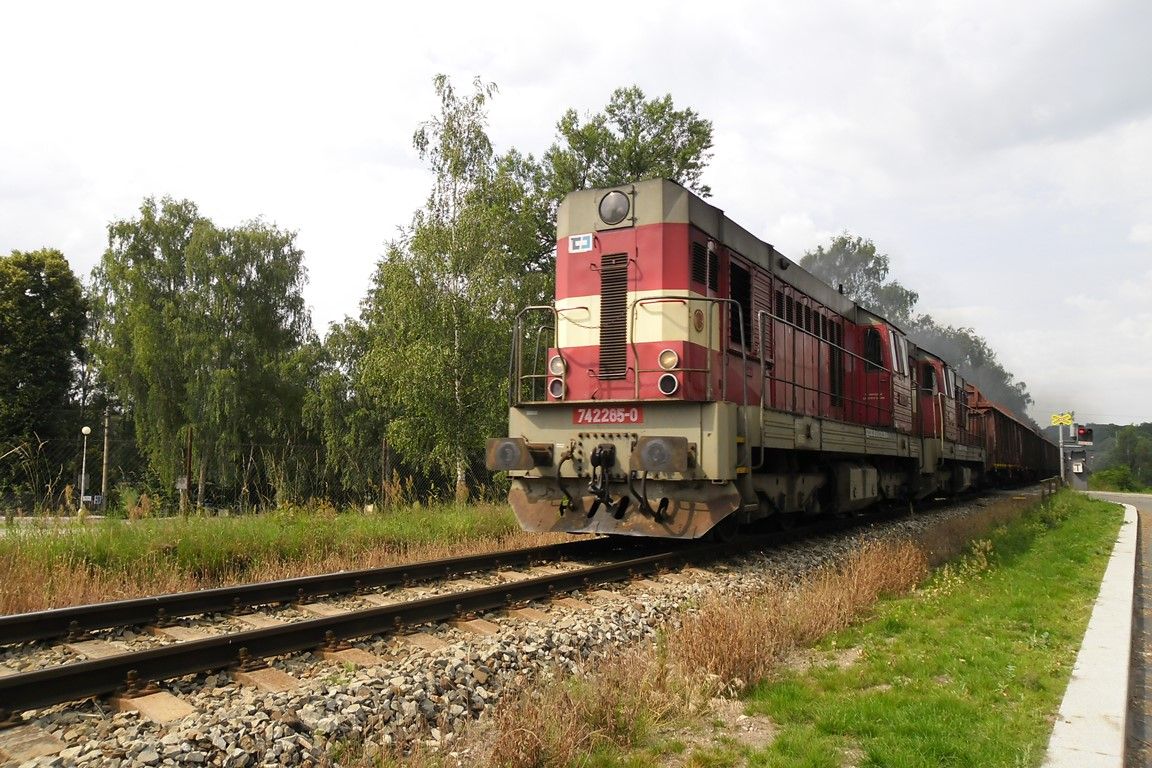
3, 0, 1150, 426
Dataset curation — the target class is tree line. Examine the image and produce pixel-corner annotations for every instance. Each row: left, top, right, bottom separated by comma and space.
1084, 423, 1152, 491
0, 76, 1037, 513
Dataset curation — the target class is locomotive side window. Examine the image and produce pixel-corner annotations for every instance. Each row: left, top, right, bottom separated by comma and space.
598, 253, 628, 379
729, 261, 752, 347
889, 333, 908, 376
690, 240, 719, 290
922, 363, 936, 392
864, 327, 884, 371
896, 336, 909, 375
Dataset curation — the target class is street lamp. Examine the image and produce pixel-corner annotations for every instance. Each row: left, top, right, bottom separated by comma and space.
79, 425, 91, 513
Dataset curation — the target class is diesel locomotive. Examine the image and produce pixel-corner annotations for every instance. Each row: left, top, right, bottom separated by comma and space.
486, 179, 1058, 538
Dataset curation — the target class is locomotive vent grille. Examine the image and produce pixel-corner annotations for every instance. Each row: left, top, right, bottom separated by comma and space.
690, 241, 719, 290
599, 253, 628, 380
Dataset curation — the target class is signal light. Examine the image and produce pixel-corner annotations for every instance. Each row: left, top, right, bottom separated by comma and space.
1076, 426, 1094, 445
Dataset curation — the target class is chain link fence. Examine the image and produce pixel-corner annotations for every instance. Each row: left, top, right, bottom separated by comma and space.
0, 434, 506, 517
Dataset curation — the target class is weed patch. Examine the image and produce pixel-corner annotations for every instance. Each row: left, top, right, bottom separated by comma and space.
0, 503, 566, 613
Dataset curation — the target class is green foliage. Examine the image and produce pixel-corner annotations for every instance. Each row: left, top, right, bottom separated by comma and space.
800, 234, 919, 324
368, 77, 506, 497
90, 198, 316, 503
1097, 423, 1152, 489
0, 248, 87, 441
544, 85, 714, 199
1089, 464, 1147, 492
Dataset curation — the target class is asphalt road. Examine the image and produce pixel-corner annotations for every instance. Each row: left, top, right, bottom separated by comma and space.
1089, 491, 1151, 767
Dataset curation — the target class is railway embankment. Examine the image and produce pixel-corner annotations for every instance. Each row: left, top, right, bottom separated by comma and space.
470, 490, 1117, 768
0, 490, 1069, 767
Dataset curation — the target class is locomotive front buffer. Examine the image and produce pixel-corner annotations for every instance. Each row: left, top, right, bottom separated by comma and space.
487, 402, 745, 539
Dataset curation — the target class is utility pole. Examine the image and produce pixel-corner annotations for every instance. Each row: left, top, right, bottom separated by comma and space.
1051, 411, 1073, 484
1058, 424, 1064, 483
100, 407, 110, 512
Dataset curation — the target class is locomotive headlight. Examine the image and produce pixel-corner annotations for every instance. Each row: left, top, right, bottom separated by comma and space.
548, 378, 566, 399
658, 348, 679, 370
548, 354, 566, 376
631, 436, 689, 473
598, 190, 630, 226
485, 437, 534, 471
658, 372, 679, 396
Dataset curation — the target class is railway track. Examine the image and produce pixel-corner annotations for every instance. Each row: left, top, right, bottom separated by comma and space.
0, 536, 745, 723
0, 488, 1045, 728
0, 537, 620, 647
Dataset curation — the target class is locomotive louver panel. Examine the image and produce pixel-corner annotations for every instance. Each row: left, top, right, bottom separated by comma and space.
599, 254, 628, 380
690, 241, 719, 290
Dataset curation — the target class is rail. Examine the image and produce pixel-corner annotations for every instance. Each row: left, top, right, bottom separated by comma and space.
0, 538, 616, 647
0, 540, 746, 721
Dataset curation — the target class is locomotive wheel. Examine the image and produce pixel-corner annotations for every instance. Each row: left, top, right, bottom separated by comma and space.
774, 511, 801, 531
706, 514, 741, 542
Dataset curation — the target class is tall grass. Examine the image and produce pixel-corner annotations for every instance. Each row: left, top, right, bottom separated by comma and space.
0, 503, 566, 614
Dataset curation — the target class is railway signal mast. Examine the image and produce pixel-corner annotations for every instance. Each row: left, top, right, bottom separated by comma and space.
1050, 411, 1074, 482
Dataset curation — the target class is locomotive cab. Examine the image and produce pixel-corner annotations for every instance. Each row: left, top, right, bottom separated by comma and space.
916, 354, 959, 442
852, 322, 913, 433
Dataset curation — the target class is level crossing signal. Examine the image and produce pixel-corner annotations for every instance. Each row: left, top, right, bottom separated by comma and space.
1076, 426, 1094, 446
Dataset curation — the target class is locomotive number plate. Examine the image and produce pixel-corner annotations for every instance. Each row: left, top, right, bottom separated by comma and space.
572, 406, 644, 425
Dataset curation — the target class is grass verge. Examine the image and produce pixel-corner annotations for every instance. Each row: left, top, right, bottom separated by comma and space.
0, 503, 566, 614
390, 492, 1122, 768
709, 491, 1122, 767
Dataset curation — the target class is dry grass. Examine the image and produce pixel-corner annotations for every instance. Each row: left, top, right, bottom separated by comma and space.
912, 495, 1033, 566
0, 526, 568, 615
477, 649, 711, 768
669, 540, 928, 692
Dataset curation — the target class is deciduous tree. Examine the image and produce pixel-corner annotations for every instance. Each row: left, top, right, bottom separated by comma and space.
91, 199, 314, 508
800, 234, 919, 324
354, 76, 554, 501
0, 248, 87, 442
544, 85, 714, 199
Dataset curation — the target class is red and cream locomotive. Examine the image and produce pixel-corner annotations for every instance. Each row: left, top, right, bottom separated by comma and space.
487, 179, 1057, 538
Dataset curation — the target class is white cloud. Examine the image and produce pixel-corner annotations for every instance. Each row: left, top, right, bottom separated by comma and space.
1130, 224, 1152, 245
2, 0, 1151, 422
